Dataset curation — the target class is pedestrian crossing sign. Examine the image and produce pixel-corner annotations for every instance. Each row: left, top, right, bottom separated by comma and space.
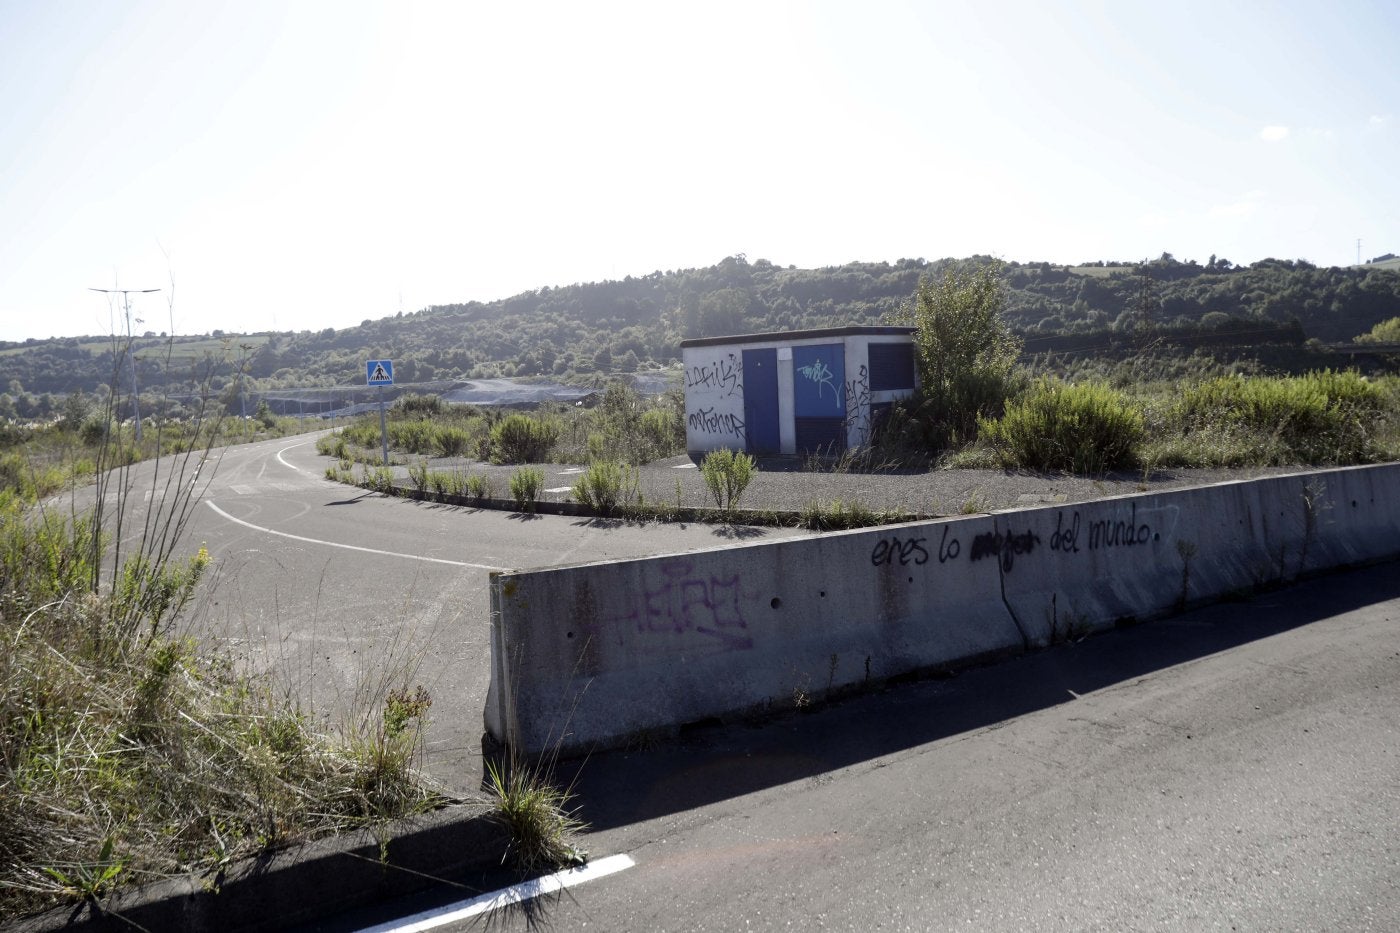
366, 360, 394, 386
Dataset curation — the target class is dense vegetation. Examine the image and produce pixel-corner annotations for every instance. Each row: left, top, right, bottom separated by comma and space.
0, 369, 446, 920
4, 255, 1398, 424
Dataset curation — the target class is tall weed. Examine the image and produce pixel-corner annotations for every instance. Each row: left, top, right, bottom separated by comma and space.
700, 448, 756, 513
1170, 370, 1387, 464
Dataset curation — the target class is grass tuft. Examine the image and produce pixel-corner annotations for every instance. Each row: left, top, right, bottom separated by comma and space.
485, 758, 587, 872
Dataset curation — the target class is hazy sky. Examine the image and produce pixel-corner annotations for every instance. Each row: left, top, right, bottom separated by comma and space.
2, 0, 1397, 341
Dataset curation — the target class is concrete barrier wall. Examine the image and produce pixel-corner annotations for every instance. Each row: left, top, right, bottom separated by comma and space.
487, 463, 1400, 756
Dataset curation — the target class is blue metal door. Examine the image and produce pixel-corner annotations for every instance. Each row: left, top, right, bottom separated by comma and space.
742, 348, 780, 455
792, 344, 846, 452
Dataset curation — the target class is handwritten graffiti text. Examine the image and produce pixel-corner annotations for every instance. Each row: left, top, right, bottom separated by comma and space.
687, 406, 746, 440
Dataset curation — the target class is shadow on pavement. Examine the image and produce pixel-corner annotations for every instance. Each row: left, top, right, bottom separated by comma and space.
564, 560, 1400, 833
709, 524, 770, 539
324, 491, 376, 506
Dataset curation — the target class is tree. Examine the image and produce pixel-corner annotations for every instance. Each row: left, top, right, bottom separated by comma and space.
60, 391, 91, 431
893, 261, 1021, 444
1355, 316, 1400, 344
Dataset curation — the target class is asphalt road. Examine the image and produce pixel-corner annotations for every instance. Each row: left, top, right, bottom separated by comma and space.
153, 431, 809, 793
326, 558, 1400, 932
78, 433, 1399, 930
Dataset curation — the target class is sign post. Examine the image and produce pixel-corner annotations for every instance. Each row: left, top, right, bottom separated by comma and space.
366, 360, 394, 465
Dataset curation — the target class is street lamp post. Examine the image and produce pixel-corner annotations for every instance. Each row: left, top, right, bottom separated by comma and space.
89, 287, 160, 443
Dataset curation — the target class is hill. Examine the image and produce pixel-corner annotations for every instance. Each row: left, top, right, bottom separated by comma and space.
2, 254, 1398, 420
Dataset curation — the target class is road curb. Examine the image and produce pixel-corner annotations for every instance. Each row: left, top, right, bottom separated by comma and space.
6, 804, 511, 933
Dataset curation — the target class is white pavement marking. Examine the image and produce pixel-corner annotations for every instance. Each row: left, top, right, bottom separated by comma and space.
276, 440, 316, 474
204, 501, 505, 571
557, 468, 584, 475
672, 463, 697, 469
543, 486, 573, 494
354, 855, 636, 932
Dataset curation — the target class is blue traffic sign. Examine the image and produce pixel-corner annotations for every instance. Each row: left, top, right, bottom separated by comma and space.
366, 359, 394, 386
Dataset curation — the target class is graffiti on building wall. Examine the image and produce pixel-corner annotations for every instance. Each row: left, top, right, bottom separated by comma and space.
687, 406, 746, 441
798, 357, 838, 403
686, 353, 743, 398
685, 352, 747, 446
843, 364, 872, 446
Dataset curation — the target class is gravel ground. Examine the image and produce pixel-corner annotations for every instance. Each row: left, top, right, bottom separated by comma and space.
383, 453, 1309, 519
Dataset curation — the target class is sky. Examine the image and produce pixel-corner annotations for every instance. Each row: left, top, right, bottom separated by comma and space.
2, 0, 1397, 342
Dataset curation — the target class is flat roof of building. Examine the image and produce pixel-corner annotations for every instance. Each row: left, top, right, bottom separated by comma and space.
680, 325, 916, 349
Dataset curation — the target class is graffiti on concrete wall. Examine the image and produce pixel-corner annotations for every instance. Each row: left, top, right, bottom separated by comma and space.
601, 558, 753, 652
869, 503, 1176, 574
685, 351, 746, 449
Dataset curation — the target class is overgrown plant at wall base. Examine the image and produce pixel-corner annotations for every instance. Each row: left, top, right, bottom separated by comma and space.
510, 467, 545, 512
571, 461, 639, 516
486, 757, 587, 872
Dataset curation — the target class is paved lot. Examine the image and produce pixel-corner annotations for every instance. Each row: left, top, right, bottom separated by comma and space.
388, 450, 1304, 516
179, 434, 812, 795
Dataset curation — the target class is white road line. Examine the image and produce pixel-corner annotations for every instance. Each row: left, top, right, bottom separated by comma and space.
276, 440, 316, 474
204, 501, 505, 571
354, 855, 635, 933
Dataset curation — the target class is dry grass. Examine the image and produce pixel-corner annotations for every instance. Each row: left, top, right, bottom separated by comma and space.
1, 335, 447, 920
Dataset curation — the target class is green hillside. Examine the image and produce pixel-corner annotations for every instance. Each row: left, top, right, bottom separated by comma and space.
3, 254, 1398, 421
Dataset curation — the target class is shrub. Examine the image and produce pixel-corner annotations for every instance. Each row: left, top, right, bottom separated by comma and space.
892, 261, 1023, 447
571, 461, 638, 515
798, 498, 894, 530
393, 393, 443, 416
700, 448, 756, 513
389, 420, 436, 455
408, 460, 430, 493
316, 433, 349, 460
491, 415, 559, 464
465, 473, 494, 500
980, 379, 1144, 473
1173, 370, 1386, 465
79, 418, 109, 447
509, 466, 545, 511
1355, 316, 1400, 345
435, 426, 471, 458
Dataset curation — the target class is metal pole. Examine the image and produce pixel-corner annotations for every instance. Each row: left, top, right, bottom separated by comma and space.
89, 286, 159, 443
378, 385, 389, 465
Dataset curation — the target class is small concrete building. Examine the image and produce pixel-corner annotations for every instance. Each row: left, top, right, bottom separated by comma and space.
681, 325, 919, 456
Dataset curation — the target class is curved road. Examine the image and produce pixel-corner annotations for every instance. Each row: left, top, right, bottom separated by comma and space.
157, 431, 807, 791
